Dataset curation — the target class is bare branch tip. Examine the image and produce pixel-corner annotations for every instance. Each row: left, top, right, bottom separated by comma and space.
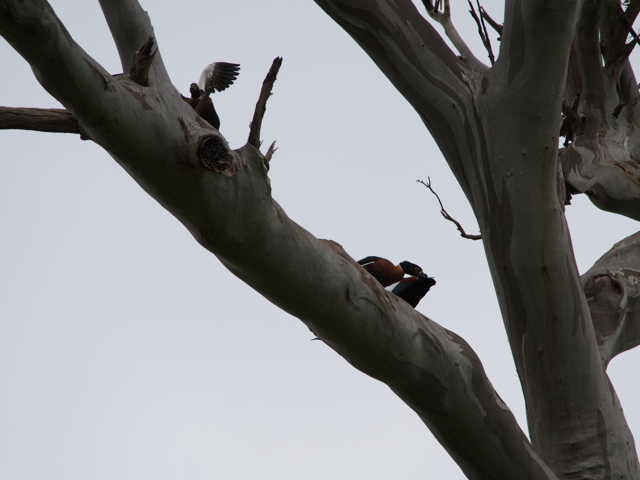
248, 57, 284, 149
417, 178, 482, 241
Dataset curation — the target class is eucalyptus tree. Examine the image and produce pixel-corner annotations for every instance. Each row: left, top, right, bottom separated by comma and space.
1, 0, 639, 479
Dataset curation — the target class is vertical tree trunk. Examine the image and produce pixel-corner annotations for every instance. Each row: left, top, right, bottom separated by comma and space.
313, 0, 639, 477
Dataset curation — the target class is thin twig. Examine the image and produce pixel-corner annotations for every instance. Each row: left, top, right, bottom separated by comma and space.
129, 36, 157, 87
468, 0, 495, 65
418, 178, 482, 240
476, 0, 494, 58
479, 6, 502, 37
616, 6, 640, 48
248, 57, 283, 148
0, 106, 80, 134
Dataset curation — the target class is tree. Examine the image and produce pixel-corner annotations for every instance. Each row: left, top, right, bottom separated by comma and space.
1, 0, 639, 479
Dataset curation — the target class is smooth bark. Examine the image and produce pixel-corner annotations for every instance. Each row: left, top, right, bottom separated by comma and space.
1, 0, 640, 479
0, 0, 556, 479
312, 0, 638, 477
0, 106, 79, 133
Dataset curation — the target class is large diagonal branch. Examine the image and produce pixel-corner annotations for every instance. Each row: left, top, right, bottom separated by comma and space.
313, 0, 483, 202
582, 231, 640, 367
0, 1, 566, 479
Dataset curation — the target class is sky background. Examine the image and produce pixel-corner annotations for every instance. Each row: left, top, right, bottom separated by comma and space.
1, 1, 639, 479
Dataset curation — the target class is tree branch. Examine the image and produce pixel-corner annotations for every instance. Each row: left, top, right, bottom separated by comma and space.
582, 231, 640, 367
417, 178, 481, 240
422, 0, 488, 72
98, 0, 170, 84
479, 6, 502, 37
558, 1, 640, 221
313, 0, 481, 202
0, 106, 79, 134
248, 57, 283, 148
468, 0, 495, 65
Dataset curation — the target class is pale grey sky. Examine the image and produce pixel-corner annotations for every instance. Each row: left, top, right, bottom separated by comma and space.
1, 1, 638, 479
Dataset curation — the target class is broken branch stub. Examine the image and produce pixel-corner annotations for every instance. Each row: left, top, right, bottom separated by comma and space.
129, 36, 157, 87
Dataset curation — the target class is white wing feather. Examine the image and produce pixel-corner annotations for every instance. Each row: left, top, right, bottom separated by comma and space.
198, 63, 217, 90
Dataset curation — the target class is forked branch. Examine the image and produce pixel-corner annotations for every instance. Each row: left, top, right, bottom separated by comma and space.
418, 178, 481, 240
422, 0, 487, 72
468, 0, 495, 65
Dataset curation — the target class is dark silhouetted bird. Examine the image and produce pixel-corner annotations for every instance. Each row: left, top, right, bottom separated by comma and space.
182, 62, 240, 130
358, 256, 436, 308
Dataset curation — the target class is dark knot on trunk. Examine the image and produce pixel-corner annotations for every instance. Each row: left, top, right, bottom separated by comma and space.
197, 136, 236, 176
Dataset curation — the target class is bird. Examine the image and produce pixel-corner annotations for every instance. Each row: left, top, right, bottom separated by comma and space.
357, 256, 436, 308
181, 62, 240, 130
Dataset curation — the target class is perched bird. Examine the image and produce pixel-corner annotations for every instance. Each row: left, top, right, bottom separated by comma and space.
181, 62, 240, 130
182, 83, 220, 129
357, 256, 436, 308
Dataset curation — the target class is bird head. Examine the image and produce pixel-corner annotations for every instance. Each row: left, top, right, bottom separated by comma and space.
399, 261, 423, 276
189, 83, 202, 99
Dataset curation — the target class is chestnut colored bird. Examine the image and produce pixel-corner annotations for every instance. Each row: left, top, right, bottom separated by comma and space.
357, 256, 436, 308
181, 62, 240, 130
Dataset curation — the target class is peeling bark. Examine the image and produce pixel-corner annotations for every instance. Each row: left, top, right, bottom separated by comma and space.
583, 231, 640, 367
559, 0, 640, 222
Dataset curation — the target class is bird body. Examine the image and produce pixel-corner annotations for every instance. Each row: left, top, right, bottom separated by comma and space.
182, 83, 220, 129
182, 62, 240, 130
358, 256, 435, 308
358, 256, 404, 287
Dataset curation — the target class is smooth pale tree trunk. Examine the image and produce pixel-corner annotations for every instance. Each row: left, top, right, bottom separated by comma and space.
1, 0, 639, 479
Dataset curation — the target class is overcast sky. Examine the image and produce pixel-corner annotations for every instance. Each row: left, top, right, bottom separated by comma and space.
1, 1, 639, 479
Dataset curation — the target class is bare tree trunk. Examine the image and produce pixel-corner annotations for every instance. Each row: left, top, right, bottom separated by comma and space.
313, 0, 639, 478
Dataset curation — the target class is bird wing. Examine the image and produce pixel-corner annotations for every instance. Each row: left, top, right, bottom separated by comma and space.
198, 62, 241, 92
391, 274, 436, 308
357, 256, 382, 266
